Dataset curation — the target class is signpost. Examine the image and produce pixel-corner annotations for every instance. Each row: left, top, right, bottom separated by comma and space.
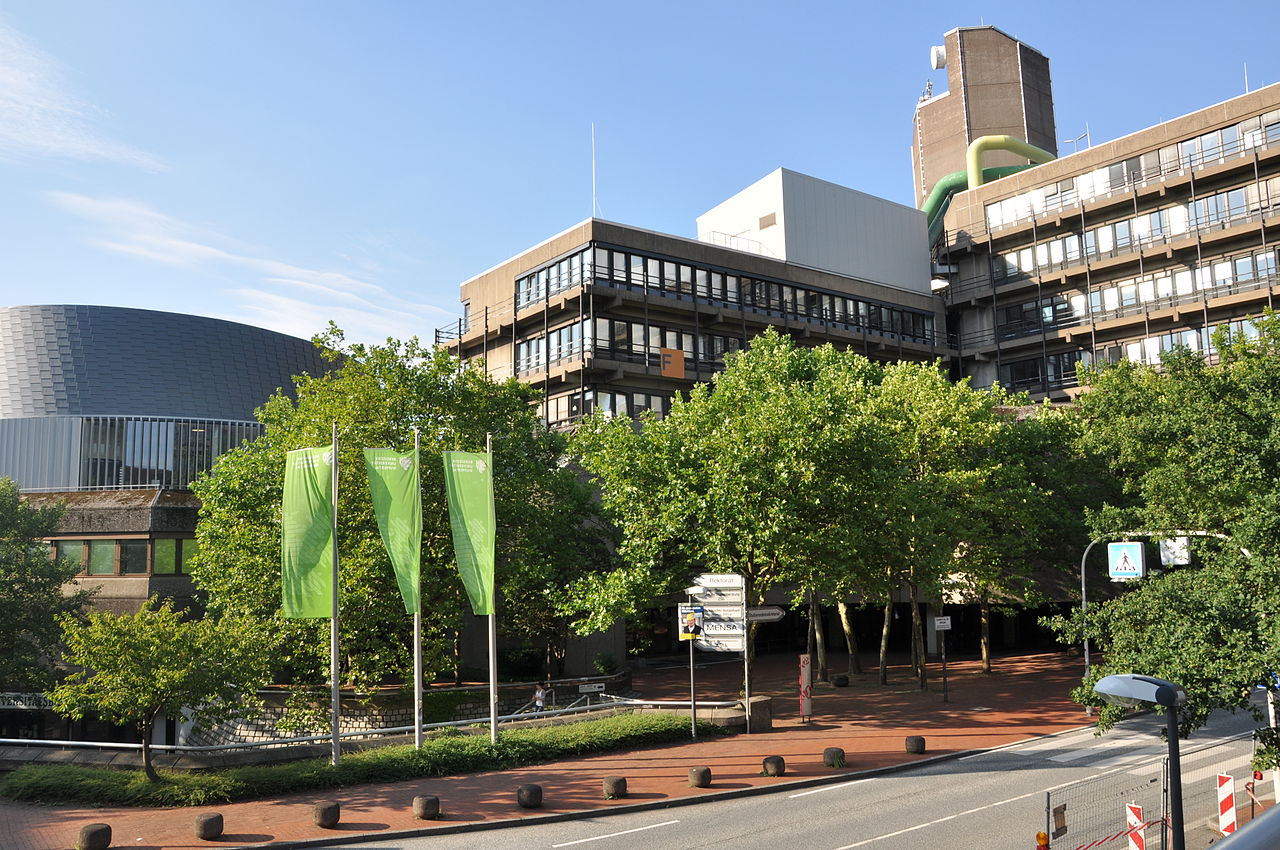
934, 615, 952, 703
798, 653, 813, 720
689, 574, 750, 731
677, 602, 704, 739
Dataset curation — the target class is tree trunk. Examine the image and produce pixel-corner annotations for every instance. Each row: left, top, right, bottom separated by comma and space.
838, 601, 862, 675
909, 581, 927, 691
980, 602, 992, 674
811, 592, 829, 682
140, 717, 158, 781
453, 628, 462, 685
878, 600, 892, 685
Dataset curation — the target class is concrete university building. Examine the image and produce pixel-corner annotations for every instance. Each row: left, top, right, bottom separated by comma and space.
439, 25, 1280, 425
0, 304, 329, 613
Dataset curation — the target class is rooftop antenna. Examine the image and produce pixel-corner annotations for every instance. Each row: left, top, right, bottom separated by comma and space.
591, 123, 601, 218
1244, 62, 1250, 93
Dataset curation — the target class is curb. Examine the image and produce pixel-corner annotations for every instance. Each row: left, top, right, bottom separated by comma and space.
240, 721, 1098, 849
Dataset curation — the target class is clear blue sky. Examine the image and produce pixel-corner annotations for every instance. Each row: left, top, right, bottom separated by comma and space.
1, 1, 1275, 344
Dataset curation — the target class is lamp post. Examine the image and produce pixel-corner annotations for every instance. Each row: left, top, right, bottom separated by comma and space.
1094, 674, 1187, 850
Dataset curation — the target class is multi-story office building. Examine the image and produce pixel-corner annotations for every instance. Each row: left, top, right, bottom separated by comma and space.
1, 305, 329, 611
935, 82, 1280, 397
436, 169, 943, 427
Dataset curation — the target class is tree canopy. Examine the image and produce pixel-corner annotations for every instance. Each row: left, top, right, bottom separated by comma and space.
49, 599, 271, 780
1050, 313, 1280, 743
189, 327, 612, 697
0, 478, 93, 691
569, 329, 1068, 686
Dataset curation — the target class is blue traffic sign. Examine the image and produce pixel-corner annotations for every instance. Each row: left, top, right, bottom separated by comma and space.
1108, 541, 1146, 580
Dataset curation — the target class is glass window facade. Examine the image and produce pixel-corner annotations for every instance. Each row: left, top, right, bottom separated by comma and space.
76, 417, 262, 491
984, 107, 1280, 231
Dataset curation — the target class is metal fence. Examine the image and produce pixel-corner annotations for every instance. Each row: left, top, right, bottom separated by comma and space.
1044, 731, 1269, 850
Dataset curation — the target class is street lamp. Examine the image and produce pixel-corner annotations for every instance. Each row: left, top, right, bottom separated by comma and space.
1094, 674, 1187, 850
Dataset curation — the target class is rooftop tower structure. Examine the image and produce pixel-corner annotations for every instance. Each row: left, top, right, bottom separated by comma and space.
912, 26, 1058, 208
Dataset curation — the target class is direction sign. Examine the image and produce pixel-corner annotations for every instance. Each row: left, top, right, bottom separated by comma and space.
692, 586, 744, 605
746, 606, 786, 623
695, 573, 744, 589
578, 682, 606, 693
694, 635, 745, 653
1108, 541, 1146, 580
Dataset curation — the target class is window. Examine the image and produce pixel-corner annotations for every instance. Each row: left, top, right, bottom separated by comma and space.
88, 540, 115, 575
154, 539, 178, 574
56, 540, 84, 573
120, 540, 148, 574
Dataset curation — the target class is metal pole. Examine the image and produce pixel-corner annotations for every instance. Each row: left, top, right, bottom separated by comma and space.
330, 421, 341, 766
688, 598, 697, 741
486, 431, 498, 746
743, 646, 751, 734
941, 630, 949, 703
1166, 706, 1185, 850
413, 428, 423, 750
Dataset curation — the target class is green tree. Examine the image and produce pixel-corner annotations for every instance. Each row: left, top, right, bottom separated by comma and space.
947, 405, 1102, 672
1048, 314, 1280, 747
190, 327, 611, 700
569, 330, 899, 682
0, 479, 94, 690
48, 600, 270, 780
862, 361, 1020, 689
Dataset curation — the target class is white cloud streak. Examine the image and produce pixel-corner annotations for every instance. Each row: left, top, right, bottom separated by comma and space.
0, 18, 161, 168
47, 191, 450, 343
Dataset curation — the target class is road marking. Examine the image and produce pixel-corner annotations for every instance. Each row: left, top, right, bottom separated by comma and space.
828, 776, 1089, 849
551, 819, 680, 847
787, 778, 873, 798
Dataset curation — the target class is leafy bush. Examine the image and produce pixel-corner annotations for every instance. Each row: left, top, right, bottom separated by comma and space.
1, 712, 725, 807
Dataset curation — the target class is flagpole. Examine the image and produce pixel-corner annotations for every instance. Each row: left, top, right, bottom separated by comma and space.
486, 432, 498, 745
413, 428, 423, 750
330, 421, 341, 766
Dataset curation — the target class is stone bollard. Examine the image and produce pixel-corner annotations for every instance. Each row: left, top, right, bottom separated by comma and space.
517, 784, 543, 809
313, 801, 341, 829
905, 735, 927, 754
194, 812, 224, 840
688, 766, 712, 788
77, 824, 112, 850
412, 795, 440, 820
832, 673, 850, 687
762, 756, 786, 776
823, 746, 846, 768
602, 776, 628, 799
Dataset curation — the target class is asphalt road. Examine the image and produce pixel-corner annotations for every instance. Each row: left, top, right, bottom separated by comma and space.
338, 704, 1265, 850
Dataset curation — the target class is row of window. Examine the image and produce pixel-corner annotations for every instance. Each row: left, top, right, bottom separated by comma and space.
992, 177, 1280, 282
541, 388, 673, 425
78, 417, 262, 491
512, 245, 937, 344
992, 247, 1279, 342
998, 317, 1260, 390
51, 537, 198, 576
514, 318, 748, 376
985, 108, 1280, 230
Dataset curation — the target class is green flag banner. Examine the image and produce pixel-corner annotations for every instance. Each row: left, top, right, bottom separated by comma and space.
281, 446, 334, 618
364, 448, 422, 614
442, 451, 495, 616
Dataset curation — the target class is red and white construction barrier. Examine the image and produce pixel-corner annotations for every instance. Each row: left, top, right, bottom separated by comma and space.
1070, 815, 1162, 850
1126, 803, 1145, 850
1219, 773, 1237, 835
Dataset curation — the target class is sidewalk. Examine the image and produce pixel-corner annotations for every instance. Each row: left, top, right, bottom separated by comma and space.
2, 651, 1091, 850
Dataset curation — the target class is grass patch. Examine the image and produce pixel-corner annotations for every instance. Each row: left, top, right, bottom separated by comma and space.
2, 712, 727, 808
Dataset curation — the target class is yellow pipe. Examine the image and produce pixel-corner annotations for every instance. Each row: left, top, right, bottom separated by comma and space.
966, 135, 1055, 189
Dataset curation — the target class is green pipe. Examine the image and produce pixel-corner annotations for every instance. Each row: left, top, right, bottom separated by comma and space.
966, 135, 1055, 189
922, 165, 1033, 244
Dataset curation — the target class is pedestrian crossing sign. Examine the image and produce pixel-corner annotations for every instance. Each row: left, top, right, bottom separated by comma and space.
1108, 541, 1146, 580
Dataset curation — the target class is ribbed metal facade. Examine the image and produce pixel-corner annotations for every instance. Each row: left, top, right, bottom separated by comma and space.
0, 305, 328, 491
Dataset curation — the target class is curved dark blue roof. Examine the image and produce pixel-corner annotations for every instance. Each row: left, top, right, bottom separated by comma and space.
0, 305, 329, 420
